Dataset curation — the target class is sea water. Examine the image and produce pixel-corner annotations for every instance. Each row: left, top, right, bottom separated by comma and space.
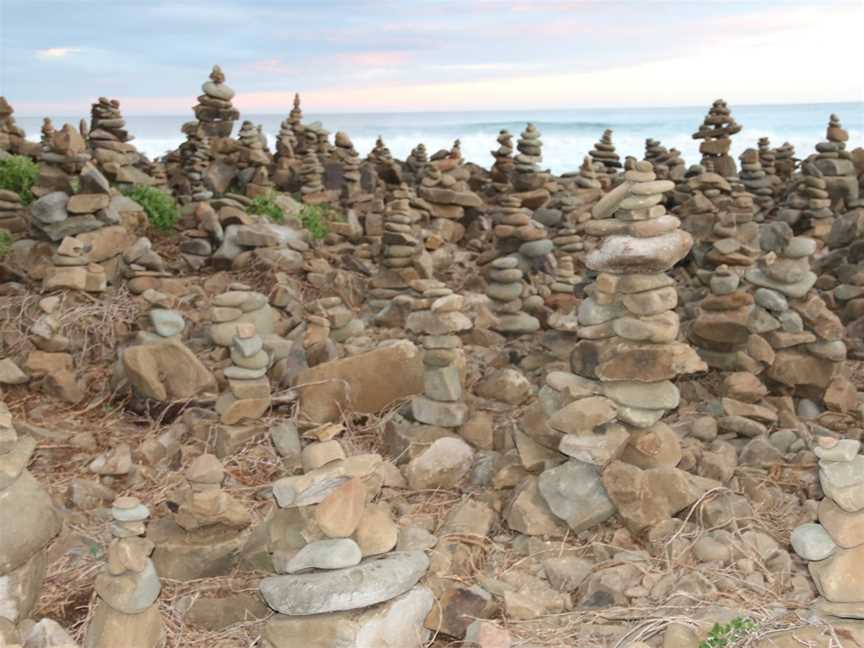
16, 102, 863, 176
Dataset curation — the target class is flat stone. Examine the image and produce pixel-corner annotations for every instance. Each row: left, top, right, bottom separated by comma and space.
538, 460, 615, 532
284, 539, 362, 574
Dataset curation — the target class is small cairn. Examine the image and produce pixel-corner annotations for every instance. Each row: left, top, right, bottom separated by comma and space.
406, 143, 429, 178
492, 194, 553, 269
177, 123, 213, 202
589, 129, 622, 179
369, 136, 393, 164
236, 120, 272, 197
193, 64, 239, 138
0, 189, 25, 236
559, 156, 604, 224
513, 123, 545, 192
692, 99, 742, 178
299, 149, 326, 203
0, 401, 62, 625
274, 117, 297, 163
44, 236, 107, 292
406, 282, 472, 428
418, 161, 482, 239
778, 166, 833, 240
738, 148, 775, 216
84, 497, 162, 648
774, 142, 797, 181
378, 186, 422, 284
545, 256, 583, 356
0, 97, 27, 154
31, 122, 91, 199
644, 138, 665, 165
149, 455, 251, 580
215, 322, 272, 425
88, 97, 153, 185
490, 129, 515, 186
333, 132, 363, 202
757, 137, 783, 197
288, 93, 305, 151
791, 436, 864, 619
309, 296, 365, 346
483, 255, 540, 335
810, 114, 860, 210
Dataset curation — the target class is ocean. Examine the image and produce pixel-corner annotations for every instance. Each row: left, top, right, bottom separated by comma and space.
15, 102, 863, 176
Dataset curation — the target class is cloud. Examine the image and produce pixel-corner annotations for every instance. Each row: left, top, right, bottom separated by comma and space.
35, 47, 81, 60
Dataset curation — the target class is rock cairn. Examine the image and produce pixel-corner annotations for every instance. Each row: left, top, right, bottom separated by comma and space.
406, 143, 429, 178
589, 129, 622, 179
274, 117, 297, 163
333, 132, 363, 202
513, 123, 545, 192
490, 129, 515, 186
44, 236, 107, 292
88, 97, 153, 185
692, 99, 742, 178
193, 65, 239, 138
774, 141, 797, 180
483, 255, 540, 335
738, 148, 775, 216
31, 123, 91, 200
810, 114, 859, 210
559, 155, 604, 224
778, 168, 833, 241
418, 162, 482, 240
215, 322, 272, 425
177, 123, 213, 202
407, 282, 472, 428
744, 223, 847, 406
369, 136, 393, 164
300, 149, 326, 203
576, 161, 703, 427
288, 93, 304, 151
492, 194, 553, 270
758, 137, 783, 197
0, 189, 25, 236
149, 454, 251, 580
792, 437, 864, 619
0, 402, 62, 625
374, 185, 423, 299
84, 496, 162, 648
0, 97, 26, 154
236, 120, 272, 197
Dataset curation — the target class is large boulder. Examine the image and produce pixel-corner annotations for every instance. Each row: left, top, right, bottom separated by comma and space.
121, 340, 216, 401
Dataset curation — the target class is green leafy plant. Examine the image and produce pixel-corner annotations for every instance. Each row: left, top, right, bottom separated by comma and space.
299, 204, 332, 240
248, 192, 285, 223
0, 155, 39, 205
0, 230, 12, 258
699, 617, 758, 648
122, 185, 180, 233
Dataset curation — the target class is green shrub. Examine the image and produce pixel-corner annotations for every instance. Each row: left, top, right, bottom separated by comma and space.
0, 230, 12, 258
699, 617, 758, 648
299, 204, 332, 240
0, 155, 39, 205
122, 185, 179, 233
248, 192, 284, 223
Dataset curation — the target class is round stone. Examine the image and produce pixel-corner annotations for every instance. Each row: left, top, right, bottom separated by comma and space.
790, 523, 836, 561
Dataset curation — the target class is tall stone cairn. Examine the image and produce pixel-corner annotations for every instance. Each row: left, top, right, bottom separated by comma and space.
811, 114, 860, 211
774, 141, 797, 181
288, 93, 305, 152
692, 99, 742, 178
0, 401, 62, 625
738, 147, 775, 216
193, 65, 239, 138
0, 97, 27, 154
589, 129, 622, 178
575, 160, 705, 428
88, 97, 152, 185
513, 123, 544, 191
490, 129, 514, 186
792, 436, 864, 619
84, 496, 163, 648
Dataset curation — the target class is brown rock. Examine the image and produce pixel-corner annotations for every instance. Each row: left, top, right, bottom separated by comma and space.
122, 340, 216, 401
315, 478, 366, 538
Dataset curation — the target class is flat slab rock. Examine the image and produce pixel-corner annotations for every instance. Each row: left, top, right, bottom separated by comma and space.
260, 551, 429, 615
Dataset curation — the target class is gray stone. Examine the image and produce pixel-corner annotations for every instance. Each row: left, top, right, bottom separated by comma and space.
94, 559, 161, 614
791, 523, 836, 561
754, 288, 788, 312
149, 309, 184, 338
538, 461, 616, 532
260, 551, 429, 615
30, 192, 69, 225
284, 539, 362, 574
815, 439, 861, 463
519, 239, 554, 258
820, 456, 864, 512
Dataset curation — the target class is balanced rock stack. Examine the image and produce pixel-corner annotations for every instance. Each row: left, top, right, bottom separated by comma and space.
778, 169, 833, 241
373, 185, 423, 301
644, 138, 665, 165
738, 148, 775, 216
757, 137, 783, 198
575, 160, 704, 428
369, 136, 393, 164
513, 123, 545, 192
0, 402, 62, 625
491, 194, 553, 270
177, 123, 213, 202
589, 129, 622, 180
309, 296, 365, 347
0, 97, 27, 154
483, 255, 540, 335
406, 282, 472, 429
31, 123, 91, 199
84, 497, 162, 648
544, 256, 583, 356
209, 287, 275, 347
490, 129, 515, 186
418, 162, 482, 240
299, 149, 326, 203
745, 224, 848, 405
274, 117, 297, 164
261, 452, 431, 646
792, 437, 864, 619
43, 236, 107, 292
0, 189, 25, 236
88, 97, 153, 185
692, 99, 742, 178
236, 120, 272, 197
215, 322, 272, 425
811, 114, 859, 210
193, 65, 239, 138
149, 454, 251, 580
119, 237, 171, 294
333, 132, 363, 202
288, 93, 305, 151
774, 141, 797, 180
406, 143, 429, 178
559, 156, 604, 222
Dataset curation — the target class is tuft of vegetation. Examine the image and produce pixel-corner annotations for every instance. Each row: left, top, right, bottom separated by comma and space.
299, 204, 332, 240
122, 185, 180, 233
699, 617, 759, 648
248, 192, 285, 223
0, 230, 12, 259
0, 155, 39, 205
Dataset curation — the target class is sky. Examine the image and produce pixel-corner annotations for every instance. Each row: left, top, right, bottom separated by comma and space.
1, 0, 863, 116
